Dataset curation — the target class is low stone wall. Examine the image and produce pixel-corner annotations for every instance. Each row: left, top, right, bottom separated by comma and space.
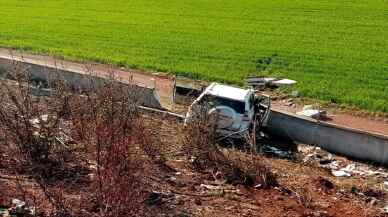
0, 57, 162, 109
267, 108, 388, 165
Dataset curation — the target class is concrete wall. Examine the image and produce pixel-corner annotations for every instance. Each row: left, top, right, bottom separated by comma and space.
267, 109, 388, 165
0, 57, 162, 109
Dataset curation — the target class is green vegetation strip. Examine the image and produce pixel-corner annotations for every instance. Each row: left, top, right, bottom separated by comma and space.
0, 0, 387, 112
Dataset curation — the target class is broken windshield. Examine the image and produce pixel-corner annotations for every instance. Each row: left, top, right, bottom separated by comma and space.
202, 95, 246, 114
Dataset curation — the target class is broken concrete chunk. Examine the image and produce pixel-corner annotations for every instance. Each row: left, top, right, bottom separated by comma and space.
297, 109, 327, 119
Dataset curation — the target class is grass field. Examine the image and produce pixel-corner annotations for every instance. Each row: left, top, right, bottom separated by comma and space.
0, 0, 387, 112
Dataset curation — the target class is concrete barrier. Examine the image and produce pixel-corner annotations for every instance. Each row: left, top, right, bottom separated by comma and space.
267, 108, 388, 165
0, 57, 162, 109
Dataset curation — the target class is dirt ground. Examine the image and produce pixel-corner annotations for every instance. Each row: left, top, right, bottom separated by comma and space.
1, 111, 388, 217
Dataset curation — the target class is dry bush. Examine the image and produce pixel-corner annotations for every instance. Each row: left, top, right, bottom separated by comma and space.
219, 150, 278, 188
181, 104, 222, 169
0, 64, 83, 216
182, 104, 277, 188
0, 64, 74, 168
67, 74, 155, 217
0, 64, 157, 216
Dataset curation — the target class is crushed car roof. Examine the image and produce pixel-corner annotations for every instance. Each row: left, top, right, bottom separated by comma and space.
206, 83, 251, 102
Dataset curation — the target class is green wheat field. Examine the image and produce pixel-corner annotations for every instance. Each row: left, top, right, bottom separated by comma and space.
0, 0, 387, 111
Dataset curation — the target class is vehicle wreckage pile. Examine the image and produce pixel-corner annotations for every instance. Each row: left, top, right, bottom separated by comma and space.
1, 69, 388, 217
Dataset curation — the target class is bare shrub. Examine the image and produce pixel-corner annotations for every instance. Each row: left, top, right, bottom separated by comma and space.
181, 104, 222, 169
97, 136, 148, 217
0, 65, 155, 216
67, 74, 154, 217
0, 64, 81, 216
0, 64, 73, 167
182, 105, 277, 188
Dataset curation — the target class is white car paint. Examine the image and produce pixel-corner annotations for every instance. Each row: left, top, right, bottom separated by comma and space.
185, 83, 256, 138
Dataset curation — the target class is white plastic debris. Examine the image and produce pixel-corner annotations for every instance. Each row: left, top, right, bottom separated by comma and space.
30, 114, 49, 126
332, 170, 351, 177
272, 79, 297, 86
342, 164, 356, 173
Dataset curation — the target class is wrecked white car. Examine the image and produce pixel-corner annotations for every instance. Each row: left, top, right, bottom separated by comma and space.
185, 82, 270, 139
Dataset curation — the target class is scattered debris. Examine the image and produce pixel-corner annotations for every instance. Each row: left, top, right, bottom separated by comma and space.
261, 145, 293, 159
299, 143, 388, 190
332, 170, 351, 177
29, 114, 49, 126
8, 199, 36, 217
